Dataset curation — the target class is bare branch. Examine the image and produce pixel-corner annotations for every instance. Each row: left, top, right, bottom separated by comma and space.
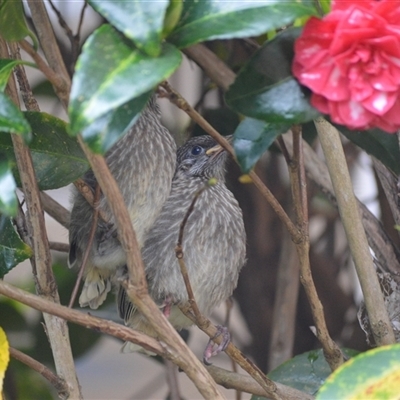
49, 242, 69, 253
315, 117, 396, 346
10, 347, 69, 398
3, 40, 82, 398
207, 365, 313, 400
40, 192, 70, 229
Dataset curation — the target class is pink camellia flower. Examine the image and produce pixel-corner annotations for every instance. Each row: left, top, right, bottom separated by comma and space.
293, 0, 400, 133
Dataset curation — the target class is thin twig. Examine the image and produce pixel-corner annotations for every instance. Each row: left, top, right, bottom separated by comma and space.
26, 0, 70, 107
158, 82, 301, 243
3, 38, 81, 398
68, 184, 101, 308
10, 347, 69, 398
289, 126, 343, 371
175, 184, 209, 322
207, 365, 313, 400
40, 192, 70, 229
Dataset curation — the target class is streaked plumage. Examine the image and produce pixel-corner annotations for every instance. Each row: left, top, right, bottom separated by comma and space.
118, 135, 246, 356
68, 97, 176, 309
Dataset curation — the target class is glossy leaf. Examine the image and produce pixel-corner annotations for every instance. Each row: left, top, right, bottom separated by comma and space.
0, 326, 9, 394
0, 59, 35, 92
168, 0, 316, 49
0, 92, 31, 141
226, 28, 320, 124
317, 344, 400, 399
0, 112, 89, 190
337, 125, 400, 176
88, 0, 169, 56
0, 153, 17, 216
234, 118, 290, 173
81, 90, 152, 153
69, 24, 181, 142
252, 348, 359, 399
0, 0, 37, 46
0, 215, 32, 278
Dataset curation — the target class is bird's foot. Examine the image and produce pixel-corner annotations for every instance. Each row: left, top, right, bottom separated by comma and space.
161, 296, 172, 318
203, 325, 230, 365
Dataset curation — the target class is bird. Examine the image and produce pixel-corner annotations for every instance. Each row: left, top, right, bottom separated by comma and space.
68, 95, 177, 309
118, 135, 246, 363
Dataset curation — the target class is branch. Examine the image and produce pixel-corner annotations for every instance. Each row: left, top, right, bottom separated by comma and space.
289, 127, 343, 370
26, 0, 70, 107
207, 365, 313, 400
3, 40, 82, 399
0, 280, 164, 354
282, 134, 400, 282
9, 347, 69, 398
315, 117, 396, 346
40, 191, 70, 229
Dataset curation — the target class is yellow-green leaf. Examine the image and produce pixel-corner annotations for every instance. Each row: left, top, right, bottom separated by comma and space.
317, 344, 400, 399
0, 327, 10, 395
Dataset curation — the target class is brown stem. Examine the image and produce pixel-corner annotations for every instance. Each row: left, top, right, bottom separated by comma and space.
26, 0, 70, 107
288, 127, 343, 371
40, 191, 70, 229
9, 347, 68, 398
207, 365, 313, 400
315, 117, 396, 346
3, 39, 82, 398
175, 184, 209, 322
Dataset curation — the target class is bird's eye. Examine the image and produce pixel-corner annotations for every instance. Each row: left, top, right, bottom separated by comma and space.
191, 145, 203, 156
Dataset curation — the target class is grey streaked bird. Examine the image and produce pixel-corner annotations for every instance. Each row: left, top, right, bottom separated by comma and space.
68, 96, 176, 309
118, 135, 246, 362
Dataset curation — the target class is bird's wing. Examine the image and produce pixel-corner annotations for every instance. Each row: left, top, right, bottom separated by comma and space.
117, 283, 136, 323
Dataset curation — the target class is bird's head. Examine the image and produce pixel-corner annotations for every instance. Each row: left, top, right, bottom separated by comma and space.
176, 135, 229, 180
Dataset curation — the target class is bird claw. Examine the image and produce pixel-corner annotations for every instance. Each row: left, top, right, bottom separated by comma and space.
203, 325, 230, 365
162, 296, 172, 318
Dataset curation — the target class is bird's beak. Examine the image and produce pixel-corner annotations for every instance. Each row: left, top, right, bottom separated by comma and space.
206, 144, 224, 156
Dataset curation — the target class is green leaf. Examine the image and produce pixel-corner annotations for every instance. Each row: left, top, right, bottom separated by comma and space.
226, 28, 320, 124
69, 24, 182, 137
163, 0, 183, 37
337, 125, 400, 176
316, 344, 400, 399
168, 0, 317, 49
0, 153, 17, 216
0, 59, 36, 92
88, 0, 169, 57
0, 92, 31, 141
0, 0, 37, 47
252, 348, 359, 399
233, 118, 290, 173
0, 112, 89, 190
0, 215, 32, 278
81, 90, 152, 153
